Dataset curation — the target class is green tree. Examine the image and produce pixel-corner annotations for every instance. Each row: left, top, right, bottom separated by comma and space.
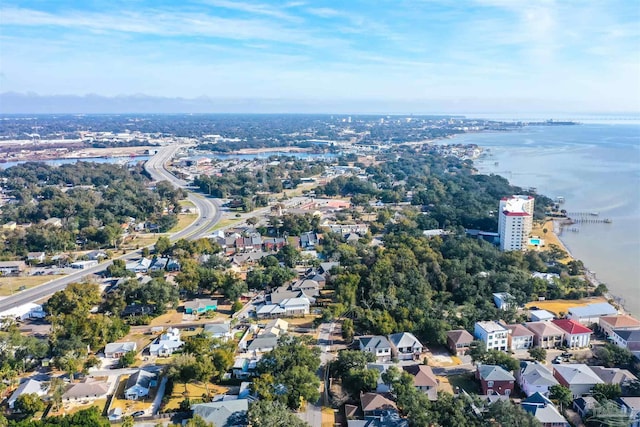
593, 383, 622, 401
154, 236, 171, 255
118, 351, 136, 368
486, 399, 541, 427
528, 347, 547, 362
185, 415, 214, 427
248, 400, 309, 427
549, 384, 573, 411
14, 393, 44, 415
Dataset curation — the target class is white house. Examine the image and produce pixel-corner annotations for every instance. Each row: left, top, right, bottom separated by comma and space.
8, 379, 47, 409
359, 336, 393, 363
610, 329, 640, 358
552, 319, 592, 348
517, 362, 559, 397
280, 297, 310, 317
149, 327, 183, 357
203, 322, 233, 341
553, 364, 603, 398
125, 257, 152, 273
388, 332, 423, 360
474, 321, 510, 351
529, 309, 555, 322
493, 292, 515, 311
125, 369, 157, 400
506, 324, 534, 351
104, 341, 137, 358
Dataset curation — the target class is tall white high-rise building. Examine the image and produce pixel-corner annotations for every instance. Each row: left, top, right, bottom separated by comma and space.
498, 195, 534, 251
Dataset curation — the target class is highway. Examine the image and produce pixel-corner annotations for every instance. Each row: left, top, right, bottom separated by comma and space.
0, 144, 221, 313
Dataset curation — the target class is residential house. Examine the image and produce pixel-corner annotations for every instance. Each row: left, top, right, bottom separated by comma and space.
552, 319, 592, 348
149, 257, 169, 271
0, 261, 26, 276
573, 396, 598, 419
260, 318, 288, 337
299, 231, 320, 249
517, 362, 559, 397
530, 310, 555, 322
149, 327, 183, 357
125, 369, 157, 400
8, 379, 47, 409
125, 257, 152, 273
246, 336, 279, 354
255, 304, 286, 319
104, 341, 137, 358
367, 363, 394, 393
203, 322, 232, 341
268, 285, 316, 305
567, 303, 617, 325
609, 329, 640, 358
402, 365, 438, 401
525, 321, 565, 349
327, 223, 369, 235
43, 217, 63, 227
388, 332, 423, 360
257, 296, 310, 319
506, 324, 535, 350
262, 237, 287, 251
360, 392, 398, 417
184, 298, 218, 315
27, 252, 46, 263
167, 259, 181, 271
62, 378, 109, 402
520, 392, 570, 427
447, 329, 474, 356
318, 262, 339, 275
86, 250, 107, 261
290, 279, 320, 297
617, 397, 640, 427
359, 336, 393, 363
598, 314, 640, 338
232, 356, 260, 379
493, 292, 515, 311
476, 364, 515, 396
191, 399, 249, 427
553, 364, 603, 398
121, 303, 155, 317
589, 366, 637, 387
474, 321, 510, 351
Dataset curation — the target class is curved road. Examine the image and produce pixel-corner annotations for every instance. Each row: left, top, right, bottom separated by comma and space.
0, 144, 221, 313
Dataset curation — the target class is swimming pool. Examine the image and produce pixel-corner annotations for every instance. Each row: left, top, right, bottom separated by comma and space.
530, 238, 541, 245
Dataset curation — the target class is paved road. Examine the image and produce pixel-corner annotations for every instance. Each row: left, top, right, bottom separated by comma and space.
0, 144, 221, 313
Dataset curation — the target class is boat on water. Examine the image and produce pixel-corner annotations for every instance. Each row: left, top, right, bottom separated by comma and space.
556, 196, 565, 203
589, 212, 599, 216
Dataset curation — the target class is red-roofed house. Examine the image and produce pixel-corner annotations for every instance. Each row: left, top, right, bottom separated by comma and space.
552, 319, 592, 348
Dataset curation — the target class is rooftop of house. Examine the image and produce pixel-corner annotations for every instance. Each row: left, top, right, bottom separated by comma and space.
191, 399, 249, 427
477, 364, 515, 382
520, 362, 558, 387
618, 397, 640, 411
568, 302, 617, 318
359, 335, 392, 350
126, 369, 156, 391
552, 319, 592, 335
104, 341, 136, 354
599, 314, 640, 328
402, 364, 437, 388
611, 329, 640, 341
62, 378, 109, 399
447, 329, 474, 344
553, 364, 603, 385
529, 309, 555, 320
507, 324, 535, 337
521, 393, 568, 425
360, 392, 398, 413
388, 332, 422, 349
475, 321, 509, 334
588, 366, 637, 385
204, 323, 231, 335
525, 321, 566, 337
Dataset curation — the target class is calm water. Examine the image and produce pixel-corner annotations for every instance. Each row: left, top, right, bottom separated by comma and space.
0, 156, 151, 169
448, 124, 640, 314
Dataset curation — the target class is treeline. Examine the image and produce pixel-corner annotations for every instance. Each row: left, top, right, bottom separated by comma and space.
193, 158, 325, 209
0, 162, 185, 254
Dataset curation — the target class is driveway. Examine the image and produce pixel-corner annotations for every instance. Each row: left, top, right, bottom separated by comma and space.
151, 377, 168, 415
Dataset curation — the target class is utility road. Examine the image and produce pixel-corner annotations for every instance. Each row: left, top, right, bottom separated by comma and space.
0, 144, 220, 313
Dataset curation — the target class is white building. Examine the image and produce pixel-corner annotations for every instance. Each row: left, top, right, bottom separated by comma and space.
517, 362, 559, 397
474, 321, 510, 351
149, 327, 183, 357
498, 195, 534, 251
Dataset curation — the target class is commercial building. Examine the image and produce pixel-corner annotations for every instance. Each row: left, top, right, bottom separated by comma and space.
498, 195, 534, 251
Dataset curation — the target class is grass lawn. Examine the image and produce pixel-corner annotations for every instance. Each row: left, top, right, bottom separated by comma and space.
163, 382, 228, 411
110, 377, 153, 414
531, 220, 573, 263
49, 399, 107, 417
149, 310, 183, 326
525, 296, 606, 317
286, 315, 320, 328
446, 373, 480, 394
0, 275, 63, 296
210, 217, 243, 231
124, 233, 164, 249
168, 213, 198, 233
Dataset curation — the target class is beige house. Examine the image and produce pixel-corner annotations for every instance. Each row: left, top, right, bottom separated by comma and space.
525, 321, 565, 349
599, 315, 640, 338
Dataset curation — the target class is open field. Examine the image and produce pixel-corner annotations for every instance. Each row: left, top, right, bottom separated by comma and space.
124, 233, 163, 249
525, 296, 607, 316
163, 382, 228, 411
148, 310, 183, 326
49, 398, 107, 417
0, 275, 63, 296
168, 213, 198, 233
210, 217, 243, 231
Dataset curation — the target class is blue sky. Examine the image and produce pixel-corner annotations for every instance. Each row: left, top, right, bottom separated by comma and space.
1, 0, 639, 112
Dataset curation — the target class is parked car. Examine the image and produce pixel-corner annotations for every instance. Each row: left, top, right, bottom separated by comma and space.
131, 411, 145, 417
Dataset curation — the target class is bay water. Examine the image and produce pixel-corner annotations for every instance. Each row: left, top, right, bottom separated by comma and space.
446, 124, 640, 314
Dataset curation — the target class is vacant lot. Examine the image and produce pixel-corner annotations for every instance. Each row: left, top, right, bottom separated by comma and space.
0, 275, 63, 296
525, 296, 607, 316
163, 382, 228, 411
445, 373, 480, 395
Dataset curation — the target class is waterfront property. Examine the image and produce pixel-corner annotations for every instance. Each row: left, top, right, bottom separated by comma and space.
567, 302, 617, 325
506, 324, 535, 350
598, 314, 640, 338
498, 195, 534, 251
609, 329, 640, 358
525, 321, 565, 349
